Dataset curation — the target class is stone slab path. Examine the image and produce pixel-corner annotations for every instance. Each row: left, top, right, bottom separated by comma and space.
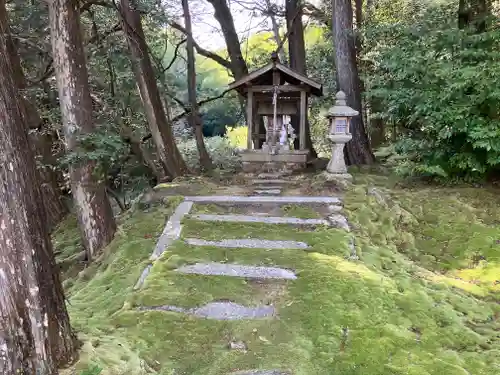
139, 301, 276, 320
175, 262, 298, 280
185, 195, 341, 204
250, 179, 290, 185
253, 189, 282, 195
134, 190, 352, 374
150, 201, 193, 261
185, 238, 309, 249
232, 371, 291, 375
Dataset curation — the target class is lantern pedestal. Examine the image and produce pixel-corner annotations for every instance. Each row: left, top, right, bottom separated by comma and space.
326, 134, 352, 178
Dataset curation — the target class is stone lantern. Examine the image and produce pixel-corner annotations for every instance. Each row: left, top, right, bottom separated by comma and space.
326, 91, 358, 178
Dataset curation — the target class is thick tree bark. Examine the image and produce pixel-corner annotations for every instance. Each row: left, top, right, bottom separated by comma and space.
0, 1, 77, 372
458, 0, 489, 32
48, 0, 117, 260
120, 123, 162, 183
119, 0, 188, 177
332, 0, 375, 165
265, 0, 286, 64
285, 0, 317, 158
206, 0, 249, 80
5, 34, 68, 231
182, 0, 213, 171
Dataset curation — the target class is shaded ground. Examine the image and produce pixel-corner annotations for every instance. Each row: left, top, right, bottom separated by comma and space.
55, 172, 500, 375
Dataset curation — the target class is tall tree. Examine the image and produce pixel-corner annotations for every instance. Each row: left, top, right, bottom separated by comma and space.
119, 0, 189, 178
332, 0, 375, 165
182, 0, 213, 171
264, 0, 286, 63
458, 0, 489, 32
285, 0, 316, 157
206, 0, 249, 80
48, 0, 117, 260
0, 0, 77, 371
5, 33, 68, 231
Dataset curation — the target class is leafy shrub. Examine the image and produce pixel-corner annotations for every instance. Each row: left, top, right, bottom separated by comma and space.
79, 363, 103, 375
177, 136, 241, 172
226, 125, 247, 149
365, 3, 500, 178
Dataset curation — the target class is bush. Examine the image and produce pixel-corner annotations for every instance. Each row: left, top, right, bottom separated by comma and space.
365, 4, 500, 178
177, 136, 241, 172
226, 125, 247, 149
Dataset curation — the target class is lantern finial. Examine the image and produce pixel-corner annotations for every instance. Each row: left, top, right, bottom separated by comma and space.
327, 91, 359, 118
335, 91, 347, 106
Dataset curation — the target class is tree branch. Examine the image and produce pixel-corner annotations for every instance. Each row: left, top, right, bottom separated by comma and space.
141, 89, 232, 142
88, 22, 122, 44
168, 21, 231, 70
80, 0, 114, 12
302, 2, 330, 27
163, 38, 186, 71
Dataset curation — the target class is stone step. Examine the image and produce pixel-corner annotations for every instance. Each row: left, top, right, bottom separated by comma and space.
138, 301, 275, 320
185, 195, 341, 205
250, 179, 290, 185
253, 189, 281, 195
175, 262, 297, 279
190, 214, 329, 226
185, 238, 309, 249
258, 172, 289, 179
230, 370, 291, 375
150, 201, 193, 261
253, 185, 283, 191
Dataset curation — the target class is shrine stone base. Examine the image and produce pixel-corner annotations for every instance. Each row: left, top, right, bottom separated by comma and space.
241, 149, 309, 174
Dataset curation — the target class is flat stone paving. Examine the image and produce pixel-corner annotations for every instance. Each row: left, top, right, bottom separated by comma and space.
253, 189, 281, 195
257, 173, 287, 179
133, 264, 153, 290
230, 370, 291, 375
184, 195, 341, 205
191, 213, 329, 226
250, 179, 290, 185
327, 213, 351, 231
150, 201, 193, 261
185, 238, 309, 249
175, 262, 297, 280
139, 301, 275, 320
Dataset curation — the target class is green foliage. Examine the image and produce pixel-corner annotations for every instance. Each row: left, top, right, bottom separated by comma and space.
79, 364, 103, 375
201, 96, 242, 137
365, 2, 500, 177
177, 136, 241, 173
226, 125, 247, 149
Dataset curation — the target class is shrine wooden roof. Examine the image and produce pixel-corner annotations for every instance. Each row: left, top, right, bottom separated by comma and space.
228, 61, 323, 97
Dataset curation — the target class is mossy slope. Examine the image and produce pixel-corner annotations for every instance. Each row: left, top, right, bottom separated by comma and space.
56, 176, 500, 375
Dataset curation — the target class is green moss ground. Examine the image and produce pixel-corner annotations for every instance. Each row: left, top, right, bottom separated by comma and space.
56, 174, 500, 375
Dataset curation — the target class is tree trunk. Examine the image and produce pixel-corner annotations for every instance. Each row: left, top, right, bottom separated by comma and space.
120, 123, 162, 183
206, 0, 249, 80
369, 115, 385, 149
265, 0, 286, 64
48, 0, 117, 260
182, 0, 213, 172
0, 0, 77, 371
5, 34, 68, 231
332, 0, 375, 165
119, 0, 188, 177
458, 0, 489, 32
285, 0, 317, 158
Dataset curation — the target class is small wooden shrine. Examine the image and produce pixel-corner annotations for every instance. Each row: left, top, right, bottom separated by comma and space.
228, 53, 323, 173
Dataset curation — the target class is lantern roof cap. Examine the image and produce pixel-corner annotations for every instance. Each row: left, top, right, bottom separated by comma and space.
327, 91, 359, 117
